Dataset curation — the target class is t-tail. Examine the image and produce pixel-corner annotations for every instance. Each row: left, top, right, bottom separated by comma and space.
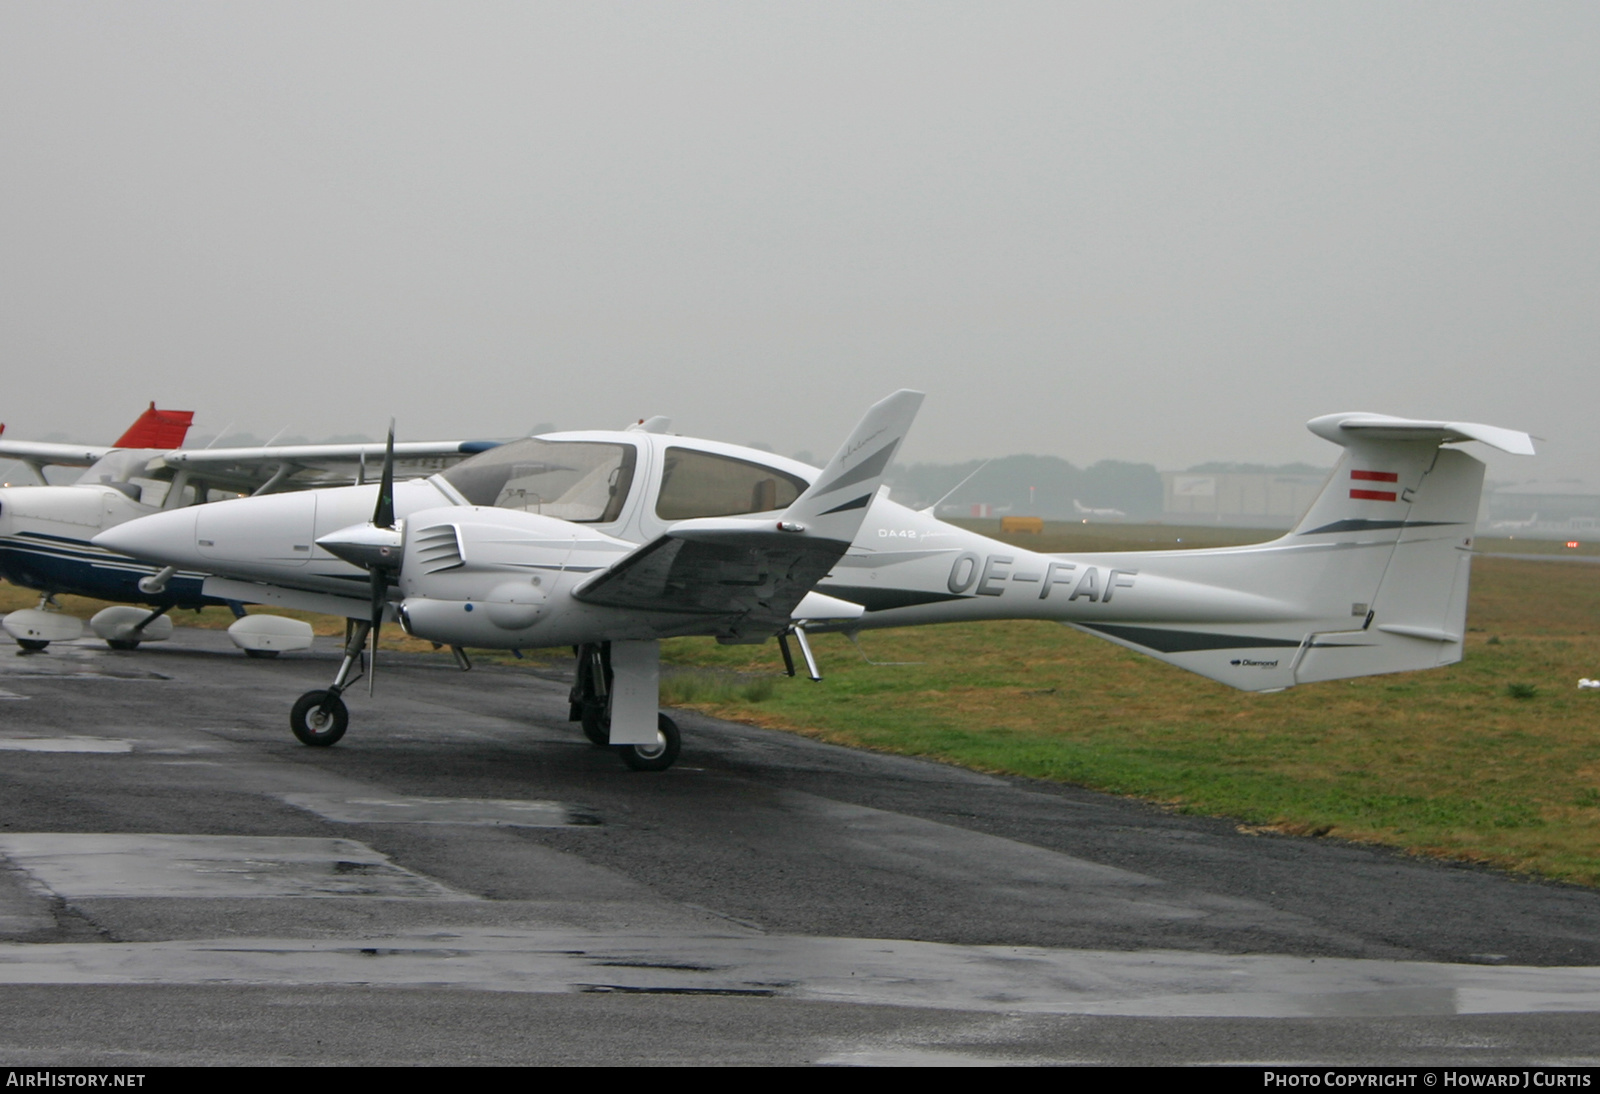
822, 412, 1533, 693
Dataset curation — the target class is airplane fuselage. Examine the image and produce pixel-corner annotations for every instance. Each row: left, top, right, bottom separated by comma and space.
0, 485, 215, 607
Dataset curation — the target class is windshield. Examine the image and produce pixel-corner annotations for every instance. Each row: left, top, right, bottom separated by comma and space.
439, 438, 637, 522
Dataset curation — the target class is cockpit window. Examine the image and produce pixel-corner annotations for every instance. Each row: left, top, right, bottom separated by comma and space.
655, 447, 808, 521
439, 439, 637, 523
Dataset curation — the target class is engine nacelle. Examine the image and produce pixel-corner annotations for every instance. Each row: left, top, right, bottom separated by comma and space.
396, 506, 634, 648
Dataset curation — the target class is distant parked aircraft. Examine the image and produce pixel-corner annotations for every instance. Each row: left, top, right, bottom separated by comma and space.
1073, 499, 1127, 520
1489, 512, 1539, 532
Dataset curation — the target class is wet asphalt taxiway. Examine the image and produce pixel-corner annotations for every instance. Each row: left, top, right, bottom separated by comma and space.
1, 627, 1598, 1065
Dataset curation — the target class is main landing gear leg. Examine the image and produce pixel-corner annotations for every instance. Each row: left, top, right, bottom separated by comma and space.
571, 642, 613, 747
289, 619, 370, 747
569, 640, 681, 771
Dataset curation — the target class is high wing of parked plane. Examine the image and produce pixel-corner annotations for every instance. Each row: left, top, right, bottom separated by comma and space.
0, 405, 500, 652
1072, 499, 1128, 520
96, 400, 1533, 774
0, 403, 195, 482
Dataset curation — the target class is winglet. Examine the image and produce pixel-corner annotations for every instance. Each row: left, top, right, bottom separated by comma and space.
783, 389, 923, 542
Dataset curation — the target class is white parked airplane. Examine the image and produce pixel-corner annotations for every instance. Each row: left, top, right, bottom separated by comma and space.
1072, 499, 1128, 520
1488, 512, 1539, 532
96, 396, 1533, 772
0, 404, 499, 652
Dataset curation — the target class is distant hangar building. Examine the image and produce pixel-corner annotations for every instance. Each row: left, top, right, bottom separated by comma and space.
1161, 467, 1329, 528
1162, 467, 1600, 536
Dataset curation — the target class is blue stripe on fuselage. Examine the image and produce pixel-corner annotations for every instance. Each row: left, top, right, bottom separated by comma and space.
0, 534, 216, 608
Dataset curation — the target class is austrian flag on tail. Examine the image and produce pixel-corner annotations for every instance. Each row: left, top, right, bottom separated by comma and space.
1350, 469, 1398, 502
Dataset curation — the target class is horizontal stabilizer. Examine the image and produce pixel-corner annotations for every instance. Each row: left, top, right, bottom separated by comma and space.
1307, 412, 1535, 456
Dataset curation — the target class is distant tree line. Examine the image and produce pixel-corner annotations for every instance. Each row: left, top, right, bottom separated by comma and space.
884, 455, 1164, 520
1183, 461, 1328, 476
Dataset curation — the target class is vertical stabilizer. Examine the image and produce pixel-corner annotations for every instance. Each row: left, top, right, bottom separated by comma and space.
1292, 448, 1483, 683
115, 403, 195, 450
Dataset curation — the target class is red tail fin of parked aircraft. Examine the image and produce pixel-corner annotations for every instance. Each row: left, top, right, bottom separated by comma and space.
114, 403, 195, 449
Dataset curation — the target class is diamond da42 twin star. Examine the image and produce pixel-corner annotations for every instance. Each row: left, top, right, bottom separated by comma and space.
95, 391, 1533, 772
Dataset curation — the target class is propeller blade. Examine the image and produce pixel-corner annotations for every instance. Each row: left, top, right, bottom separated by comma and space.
373, 419, 396, 530
368, 567, 385, 696
364, 420, 397, 695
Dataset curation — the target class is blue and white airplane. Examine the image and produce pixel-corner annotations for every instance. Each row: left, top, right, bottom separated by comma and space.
0, 404, 497, 652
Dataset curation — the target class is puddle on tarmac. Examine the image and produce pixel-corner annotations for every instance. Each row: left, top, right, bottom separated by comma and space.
0, 929, 1596, 1019
0, 834, 468, 900
281, 793, 602, 828
0, 737, 135, 753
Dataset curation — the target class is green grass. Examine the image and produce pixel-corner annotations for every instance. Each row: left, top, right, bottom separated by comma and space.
658, 554, 1600, 885
661, 670, 777, 706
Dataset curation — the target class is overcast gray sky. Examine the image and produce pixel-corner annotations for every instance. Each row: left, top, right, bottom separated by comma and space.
1, 2, 1594, 483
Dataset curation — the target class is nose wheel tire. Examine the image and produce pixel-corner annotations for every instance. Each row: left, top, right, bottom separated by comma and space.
617, 713, 680, 772
16, 640, 48, 652
290, 690, 349, 747
244, 649, 280, 659
106, 639, 139, 651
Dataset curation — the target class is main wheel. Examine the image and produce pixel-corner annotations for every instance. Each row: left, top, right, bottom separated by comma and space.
579, 698, 610, 747
290, 690, 348, 747
244, 649, 280, 659
106, 639, 139, 651
16, 639, 48, 652
617, 713, 680, 772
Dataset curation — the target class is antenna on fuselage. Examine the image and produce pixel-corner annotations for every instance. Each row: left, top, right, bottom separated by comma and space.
921, 460, 991, 515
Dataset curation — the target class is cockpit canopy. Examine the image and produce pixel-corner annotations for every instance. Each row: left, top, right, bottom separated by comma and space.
438, 439, 637, 522
436, 436, 813, 526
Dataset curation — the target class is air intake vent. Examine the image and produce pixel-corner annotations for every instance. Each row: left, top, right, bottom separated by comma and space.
413, 524, 464, 573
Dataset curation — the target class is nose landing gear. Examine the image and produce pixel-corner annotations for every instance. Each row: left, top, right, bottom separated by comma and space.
290, 689, 349, 746
289, 619, 368, 747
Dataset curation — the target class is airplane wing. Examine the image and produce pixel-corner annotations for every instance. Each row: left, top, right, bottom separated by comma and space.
145, 440, 503, 494
0, 440, 112, 469
572, 390, 923, 641
0, 404, 197, 476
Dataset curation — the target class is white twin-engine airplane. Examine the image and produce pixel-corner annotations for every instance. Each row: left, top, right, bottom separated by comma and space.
0, 403, 497, 653
95, 392, 1533, 773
